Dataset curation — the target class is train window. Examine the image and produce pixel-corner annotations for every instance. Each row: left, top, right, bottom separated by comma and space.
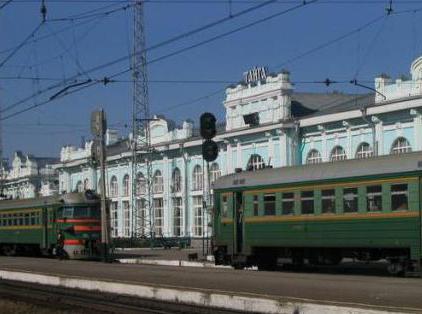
301, 191, 314, 214
264, 194, 276, 215
30, 213, 36, 225
63, 207, 73, 218
222, 196, 228, 218
282, 192, 294, 215
18, 214, 24, 226
343, 188, 358, 213
56, 208, 63, 219
367, 185, 382, 211
391, 184, 408, 211
24, 213, 30, 225
253, 195, 259, 216
74, 207, 89, 218
322, 189, 335, 213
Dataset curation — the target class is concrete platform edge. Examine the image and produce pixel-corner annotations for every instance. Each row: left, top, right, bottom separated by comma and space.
117, 258, 232, 269
0, 270, 406, 314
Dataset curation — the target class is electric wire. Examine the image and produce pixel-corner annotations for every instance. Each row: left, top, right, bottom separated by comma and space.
0, 22, 44, 69
0, 3, 132, 55
0, 0, 291, 115
0, 0, 13, 10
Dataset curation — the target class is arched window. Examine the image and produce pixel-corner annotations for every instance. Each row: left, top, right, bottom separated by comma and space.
110, 176, 118, 197
192, 165, 203, 191
330, 146, 347, 161
306, 149, 322, 164
356, 142, 373, 159
210, 163, 221, 184
391, 137, 412, 155
76, 181, 83, 193
247, 154, 265, 171
172, 168, 182, 193
83, 178, 89, 190
153, 170, 163, 194
122, 174, 130, 197
136, 173, 146, 195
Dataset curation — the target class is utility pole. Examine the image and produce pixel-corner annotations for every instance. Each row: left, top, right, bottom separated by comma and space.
91, 109, 109, 262
131, 1, 154, 244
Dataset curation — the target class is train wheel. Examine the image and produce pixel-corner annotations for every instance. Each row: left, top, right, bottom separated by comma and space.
387, 261, 405, 276
3, 245, 16, 256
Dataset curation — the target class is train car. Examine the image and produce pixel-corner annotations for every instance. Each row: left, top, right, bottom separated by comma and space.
212, 152, 422, 275
0, 191, 101, 259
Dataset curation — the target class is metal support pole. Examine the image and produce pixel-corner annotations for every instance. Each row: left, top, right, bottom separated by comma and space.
99, 110, 109, 262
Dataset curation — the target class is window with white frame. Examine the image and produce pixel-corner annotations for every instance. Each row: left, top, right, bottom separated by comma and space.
192, 165, 203, 191
247, 154, 265, 170
122, 174, 130, 197
391, 137, 412, 155
356, 142, 373, 159
110, 201, 118, 237
110, 176, 118, 197
83, 178, 89, 190
123, 201, 130, 237
306, 149, 322, 164
172, 168, 182, 193
153, 170, 164, 194
136, 198, 146, 236
136, 173, 146, 195
330, 146, 347, 161
173, 197, 182, 236
76, 181, 83, 193
97, 178, 101, 193
154, 198, 163, 236
210, 163, 221, 184
193, 196, 203, 237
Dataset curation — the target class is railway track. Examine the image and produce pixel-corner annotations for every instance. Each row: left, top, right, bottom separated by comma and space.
0, 280, 239, 314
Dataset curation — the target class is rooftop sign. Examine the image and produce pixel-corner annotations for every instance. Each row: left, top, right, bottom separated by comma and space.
243, 66, 268, 84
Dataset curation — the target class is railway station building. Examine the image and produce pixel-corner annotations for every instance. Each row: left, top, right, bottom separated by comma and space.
54, 56, 422, 241
1, 151, 59, 199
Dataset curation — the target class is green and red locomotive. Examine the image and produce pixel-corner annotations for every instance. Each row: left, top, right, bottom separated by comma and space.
213, 152, 422, 275
0, 191, 101, 259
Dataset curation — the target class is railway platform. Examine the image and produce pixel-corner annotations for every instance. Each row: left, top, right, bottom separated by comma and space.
0, 256, 421, 313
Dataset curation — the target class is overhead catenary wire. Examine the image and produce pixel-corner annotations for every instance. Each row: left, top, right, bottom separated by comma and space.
0, 2, 132, 55
3, 2, 421, 122
0, 22, 44, 69
0, 0, 293, 115
0, 0, 13, 10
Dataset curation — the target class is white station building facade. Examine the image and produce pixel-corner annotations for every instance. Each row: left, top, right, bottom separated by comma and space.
52, 56, 422, 240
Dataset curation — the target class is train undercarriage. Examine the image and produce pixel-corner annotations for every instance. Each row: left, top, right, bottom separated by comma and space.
214, 246, 419, 276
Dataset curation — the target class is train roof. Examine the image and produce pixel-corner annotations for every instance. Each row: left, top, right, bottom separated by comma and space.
212, 152, 422, 191
0, 191, 100, 211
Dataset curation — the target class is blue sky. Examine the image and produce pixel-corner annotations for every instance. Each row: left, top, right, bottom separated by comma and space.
1, 0, 422, 160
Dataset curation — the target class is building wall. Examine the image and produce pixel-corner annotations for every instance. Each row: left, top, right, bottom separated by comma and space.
55, 57, 422, 239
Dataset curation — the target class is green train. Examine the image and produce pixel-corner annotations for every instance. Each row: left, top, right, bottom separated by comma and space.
212, 152, 422, 275
0, 191, 102, 259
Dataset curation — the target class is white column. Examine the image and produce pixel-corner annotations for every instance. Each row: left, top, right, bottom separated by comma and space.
236, 141, 242, 169
279, 130, 287, 167
373, 117, 383, 155
226, 142, 233, 174
267, 133, 274, 167
412, 110, 422, 151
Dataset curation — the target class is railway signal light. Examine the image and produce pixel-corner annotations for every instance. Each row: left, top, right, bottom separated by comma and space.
200, 112, 218, 162
202, 139, 218, 162
200, 112, 216, 140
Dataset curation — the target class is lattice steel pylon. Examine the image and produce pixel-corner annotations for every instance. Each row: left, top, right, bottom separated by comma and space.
131, 1, 154, 242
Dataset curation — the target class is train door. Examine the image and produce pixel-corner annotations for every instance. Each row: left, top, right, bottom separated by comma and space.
234, 191, 244, 254
41, 207, 49, 250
